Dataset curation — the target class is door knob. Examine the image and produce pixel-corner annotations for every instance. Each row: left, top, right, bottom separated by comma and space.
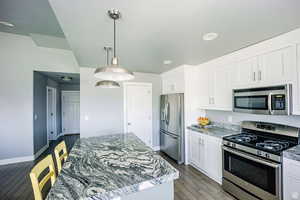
128, 122, 131, 125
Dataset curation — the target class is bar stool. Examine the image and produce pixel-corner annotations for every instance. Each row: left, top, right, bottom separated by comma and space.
30, 155, 56, 200
54, 140, 68, 173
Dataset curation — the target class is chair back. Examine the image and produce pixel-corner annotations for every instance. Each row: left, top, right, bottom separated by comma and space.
30, 155, 56, 200
54, 140, 68, 173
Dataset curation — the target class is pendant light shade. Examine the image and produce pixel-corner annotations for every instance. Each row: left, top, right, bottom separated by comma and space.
95, 80, 120, 88
95, 46, 121, 88
94, 9, 134, 81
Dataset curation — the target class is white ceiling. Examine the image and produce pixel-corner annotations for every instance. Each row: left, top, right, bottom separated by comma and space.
2, 0, 300, 73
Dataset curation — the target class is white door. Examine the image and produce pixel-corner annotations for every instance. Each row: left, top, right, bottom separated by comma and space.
124, 83, 152, 147
62, 91, 80, 134
47, 87, 57, 140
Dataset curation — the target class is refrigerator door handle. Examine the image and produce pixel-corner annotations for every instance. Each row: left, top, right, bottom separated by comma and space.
163, 131, 179, 139
166, 102, 170, 125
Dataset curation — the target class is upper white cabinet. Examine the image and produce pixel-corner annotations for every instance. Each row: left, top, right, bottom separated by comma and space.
198, 64, 232, 111
233, 46, 296, 89
233, 57, 258, 88
161, 66, 185, 94
259, 46, 295, 85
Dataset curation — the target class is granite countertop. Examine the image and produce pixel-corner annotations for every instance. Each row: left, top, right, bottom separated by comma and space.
187, 124, 240, 139
283, 145, 300, 162
46, 133, 179, 200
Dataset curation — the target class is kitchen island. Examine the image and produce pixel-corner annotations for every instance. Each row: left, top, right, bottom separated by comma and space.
46, 133, 179, 200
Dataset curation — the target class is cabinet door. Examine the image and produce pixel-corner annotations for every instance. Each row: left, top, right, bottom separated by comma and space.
199, 134, 207, 172
259, 47, 295, 84
214, 65, 233, 110
198, 66, 210, 108
283, 158, 300, 200
189, 131, 201, 166
205, 136, 222, 183
234, 57, 257, 88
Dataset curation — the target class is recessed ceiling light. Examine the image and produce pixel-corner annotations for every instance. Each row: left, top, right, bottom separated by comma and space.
203, 32, 218, 41
0, 21, 15, 27
163, 60, 172, 65
61, 76, 72, 81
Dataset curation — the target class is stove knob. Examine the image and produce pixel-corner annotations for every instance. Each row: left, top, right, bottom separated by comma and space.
265, 154, 270, 159
232, 143, 236, 148
257, 150, 262, 156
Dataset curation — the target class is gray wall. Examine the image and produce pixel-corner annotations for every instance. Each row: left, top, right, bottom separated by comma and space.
33, 72, 66, 154
206, 110, 300, 127
33, 72, 48, 154
60, 84, 80, 91
80, 69, 162, 147
0, 32, 79, 161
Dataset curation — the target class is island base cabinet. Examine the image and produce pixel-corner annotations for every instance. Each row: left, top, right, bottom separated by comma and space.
120, 181, 174, 200
188, 130, 222, 184
283, 158, 300, 200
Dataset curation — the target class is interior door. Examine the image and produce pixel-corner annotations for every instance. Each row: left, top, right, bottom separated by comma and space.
62, 91, 80, 134
47, 87, 57, 140
125, 83, 152, 147
166, 94, 182, 135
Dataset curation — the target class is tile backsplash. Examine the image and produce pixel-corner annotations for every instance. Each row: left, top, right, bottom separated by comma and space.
206, 110, 300, 128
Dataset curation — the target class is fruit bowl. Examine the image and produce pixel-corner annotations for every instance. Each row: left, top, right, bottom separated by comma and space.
197, 117, 210, 127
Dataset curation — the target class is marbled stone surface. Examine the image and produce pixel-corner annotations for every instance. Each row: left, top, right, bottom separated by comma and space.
187, 123, 240, 138
46, 133, 179, 200
283, 144, 300, 162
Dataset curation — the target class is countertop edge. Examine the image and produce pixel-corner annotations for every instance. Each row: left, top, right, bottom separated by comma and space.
91, 171, 180, 199
187, 126, 238, 139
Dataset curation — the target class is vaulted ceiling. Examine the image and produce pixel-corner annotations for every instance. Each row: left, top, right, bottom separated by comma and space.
1, 0, 300, 73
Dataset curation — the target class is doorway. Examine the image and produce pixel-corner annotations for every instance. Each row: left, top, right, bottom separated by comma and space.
124, 82, 153, 147
62, 91, 80, 134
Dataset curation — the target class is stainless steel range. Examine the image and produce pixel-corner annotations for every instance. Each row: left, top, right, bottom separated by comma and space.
222, 121, 300, 200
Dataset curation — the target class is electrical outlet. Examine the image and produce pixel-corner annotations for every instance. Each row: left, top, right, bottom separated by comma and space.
228, 115, 233, 123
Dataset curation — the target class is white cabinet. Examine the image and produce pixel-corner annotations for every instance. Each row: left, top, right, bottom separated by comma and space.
161, 66, 185, 94
198, 65, 232, 111
259, 46, 295, 85
233, 57, 258, 88
188, 130, 222, 184
233, 46, 296, 89
283, 158, 300, 200
213, 65, 233, 110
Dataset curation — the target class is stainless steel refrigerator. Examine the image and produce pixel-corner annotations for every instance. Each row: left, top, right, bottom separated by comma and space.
160, 93, 184, 164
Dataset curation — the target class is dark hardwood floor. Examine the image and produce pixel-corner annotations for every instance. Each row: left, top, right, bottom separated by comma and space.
0, 135, 235, 200
160, 153, 236, 200
0, 134, 80, 200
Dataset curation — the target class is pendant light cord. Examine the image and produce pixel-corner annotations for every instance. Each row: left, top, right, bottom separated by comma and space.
113, 19, 116, 57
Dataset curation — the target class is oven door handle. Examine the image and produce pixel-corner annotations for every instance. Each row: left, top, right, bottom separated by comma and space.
223, 146, 280, 168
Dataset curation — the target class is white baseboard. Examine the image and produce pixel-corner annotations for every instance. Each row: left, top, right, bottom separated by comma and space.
34, 143, 49, 159
0, 155, 34, 166
152, 146, 160, 151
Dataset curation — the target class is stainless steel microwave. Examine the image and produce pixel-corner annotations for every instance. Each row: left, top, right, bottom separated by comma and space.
233, 84, 292, 115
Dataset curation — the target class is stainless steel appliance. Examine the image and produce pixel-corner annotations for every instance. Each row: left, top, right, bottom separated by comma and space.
222, 121, 300, 200
160, 93, 184, 164
233, 84, 292, 115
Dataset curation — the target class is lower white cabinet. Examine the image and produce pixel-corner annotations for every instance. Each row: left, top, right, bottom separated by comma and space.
283, 158, 300, 200
188, 130, 222, 184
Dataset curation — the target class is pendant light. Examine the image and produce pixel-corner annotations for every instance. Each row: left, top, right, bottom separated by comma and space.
95, 47, 121, 88
94, 9, 134, 81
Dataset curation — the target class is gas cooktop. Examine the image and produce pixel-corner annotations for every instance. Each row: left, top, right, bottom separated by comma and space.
223, 133, 296, 154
